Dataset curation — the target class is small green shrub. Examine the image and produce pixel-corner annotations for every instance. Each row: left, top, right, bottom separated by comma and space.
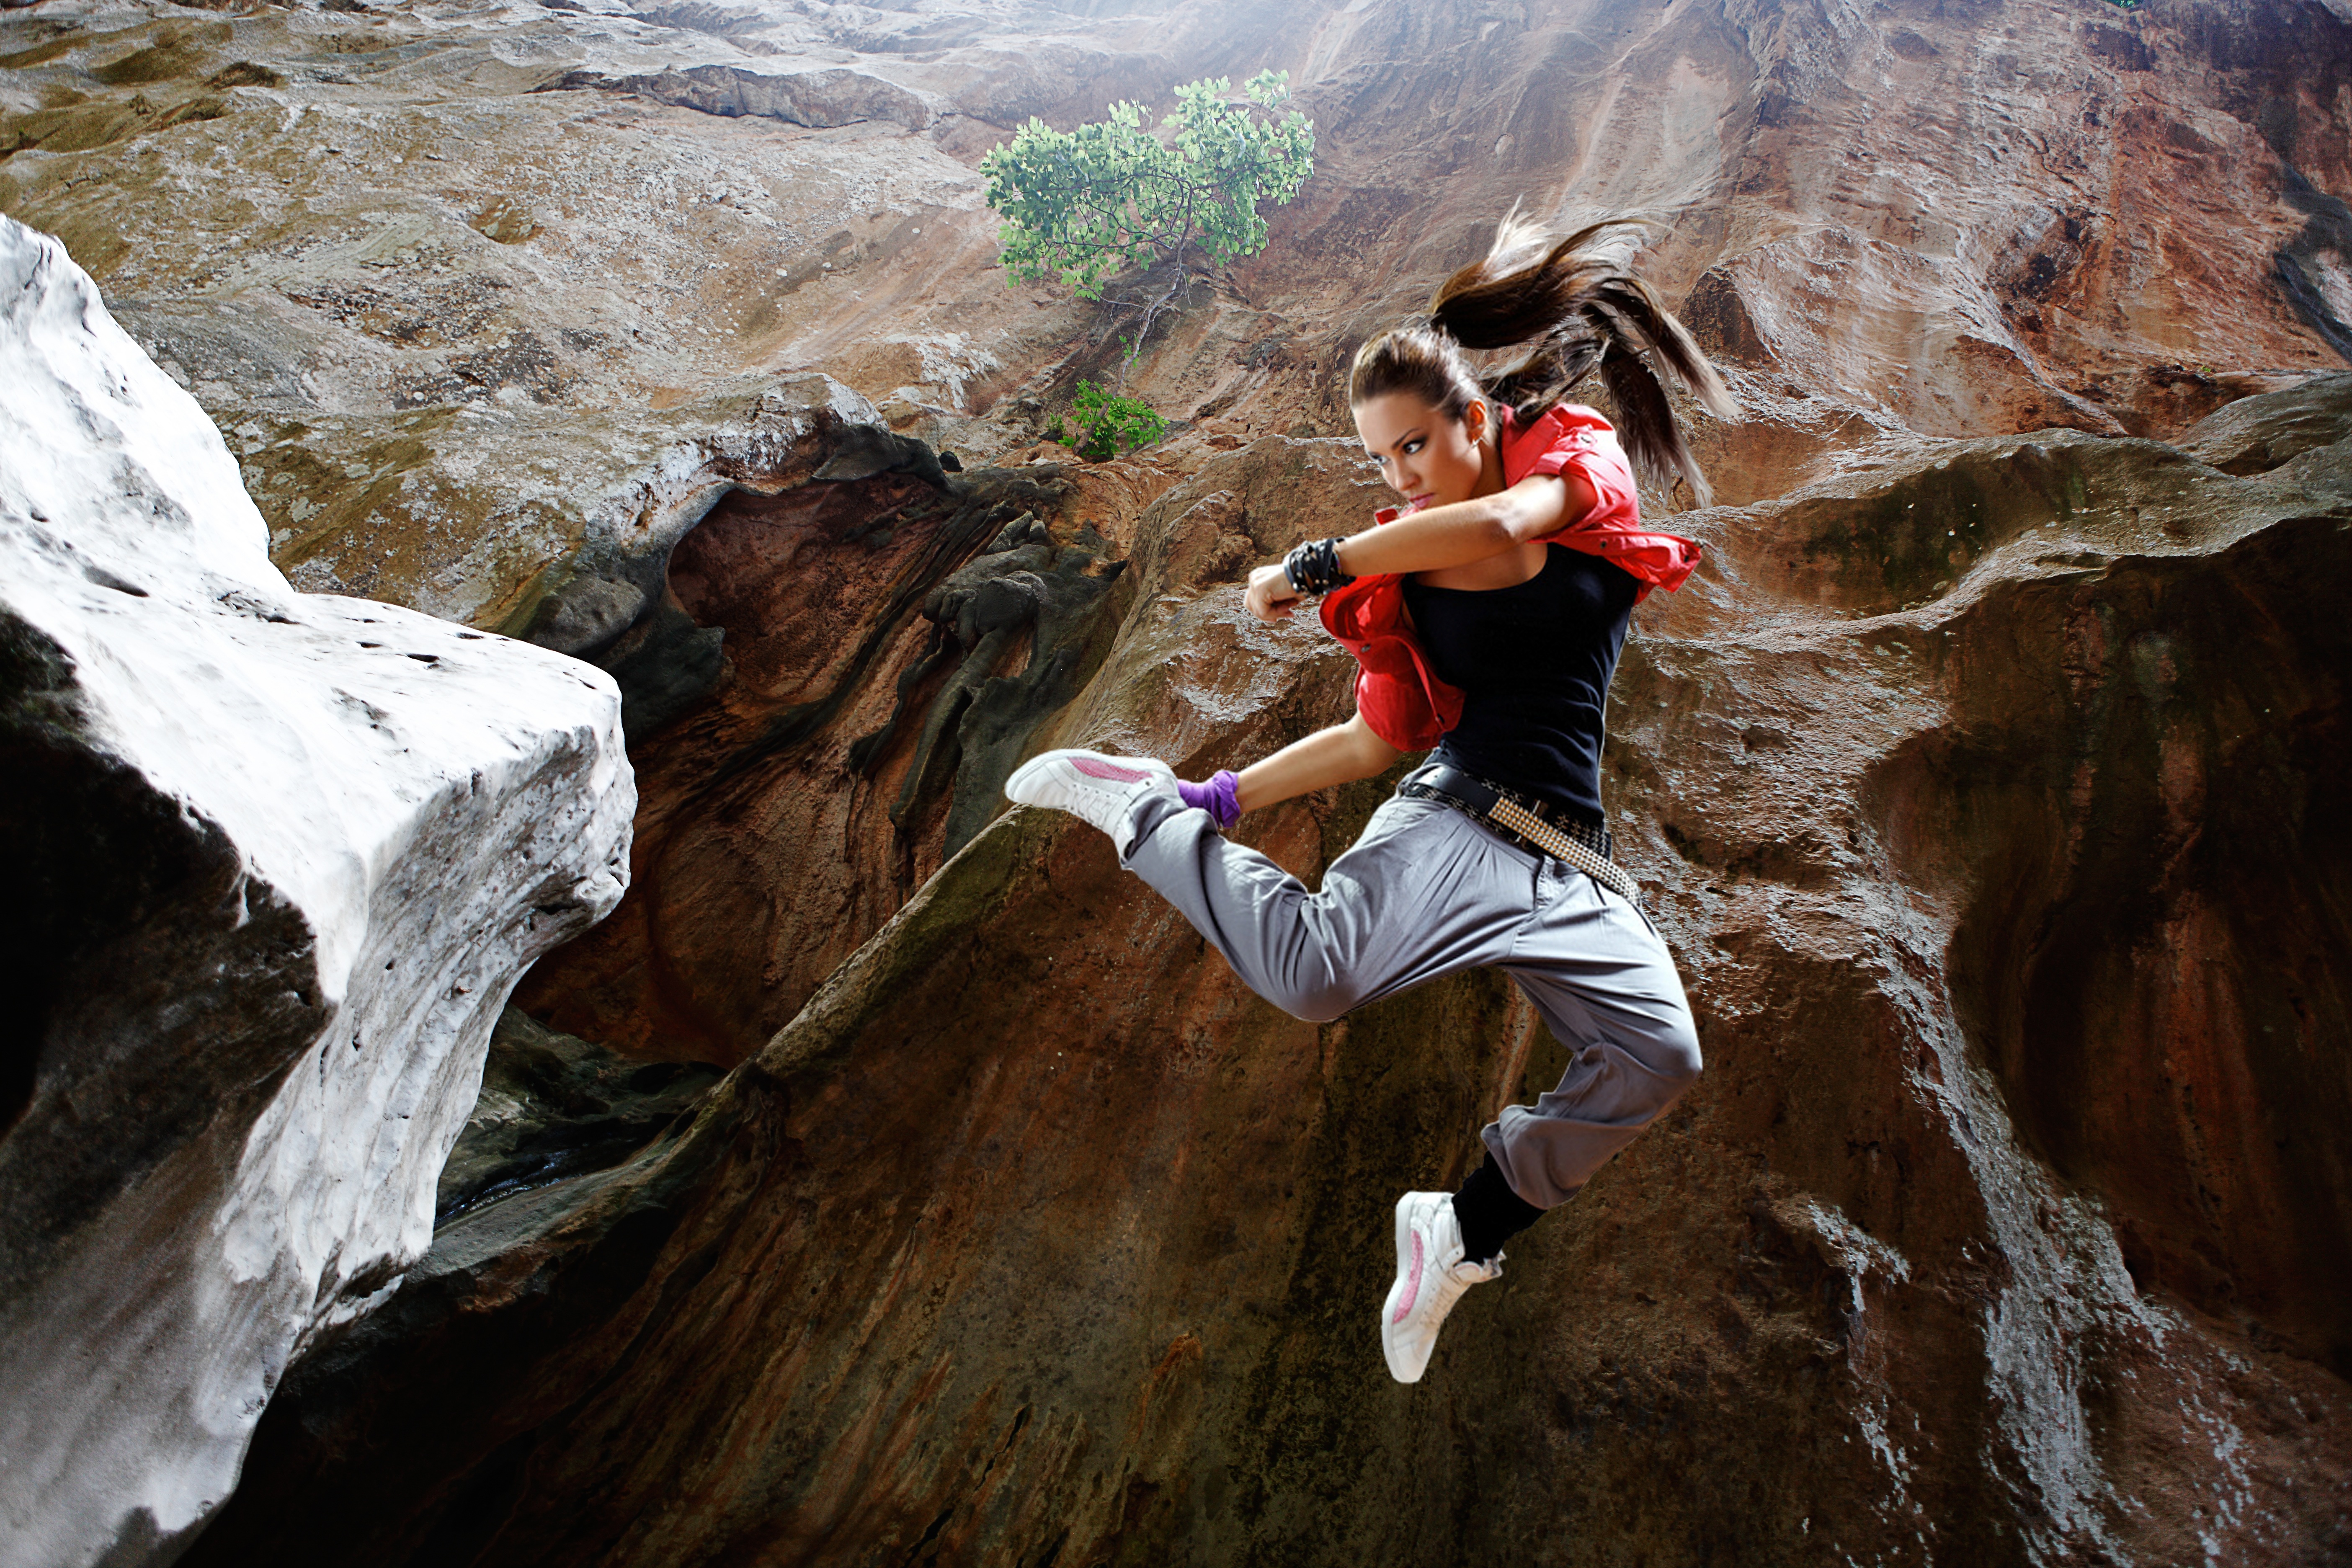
1068, 382, 1166, 461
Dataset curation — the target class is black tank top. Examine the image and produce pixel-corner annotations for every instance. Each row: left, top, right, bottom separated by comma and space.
1400, 544, 1638, 826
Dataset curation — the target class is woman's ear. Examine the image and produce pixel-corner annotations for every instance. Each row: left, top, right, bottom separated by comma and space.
1465, 399, 1491, 446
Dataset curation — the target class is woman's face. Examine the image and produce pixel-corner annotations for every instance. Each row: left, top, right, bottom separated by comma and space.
1353, 390, 1491, 512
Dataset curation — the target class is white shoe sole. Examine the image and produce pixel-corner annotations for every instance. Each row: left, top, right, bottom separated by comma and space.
1381, 1194, 1425, 1383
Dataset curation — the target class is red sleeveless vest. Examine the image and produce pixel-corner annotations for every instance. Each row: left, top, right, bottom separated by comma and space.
1317, 404, 1701, 751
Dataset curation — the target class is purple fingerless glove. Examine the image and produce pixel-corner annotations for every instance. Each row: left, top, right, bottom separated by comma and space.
1176, 769, 1242, 830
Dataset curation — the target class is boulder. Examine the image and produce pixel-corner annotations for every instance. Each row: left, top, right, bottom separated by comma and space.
0, 217, 635, 1568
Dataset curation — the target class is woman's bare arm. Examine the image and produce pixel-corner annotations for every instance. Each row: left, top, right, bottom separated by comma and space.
1242, 469, 1594, 622
1234, 711, 1402, 815
1336, 470, 1588, 576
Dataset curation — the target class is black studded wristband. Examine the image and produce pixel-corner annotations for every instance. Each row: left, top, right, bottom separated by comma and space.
1282, 537, 1356, 597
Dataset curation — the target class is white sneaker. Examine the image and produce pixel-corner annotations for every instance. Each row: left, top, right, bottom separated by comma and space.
1003, 748, 1176, 857
1380, 1190, 1502, 1384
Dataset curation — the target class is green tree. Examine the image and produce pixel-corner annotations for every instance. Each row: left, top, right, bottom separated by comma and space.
980, 70, 1314, 326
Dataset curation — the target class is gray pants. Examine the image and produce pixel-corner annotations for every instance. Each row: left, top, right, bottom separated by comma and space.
1120, 759, 1701, 1209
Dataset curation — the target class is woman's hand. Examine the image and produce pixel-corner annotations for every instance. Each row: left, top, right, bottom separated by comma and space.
1245, 562, 1302, 624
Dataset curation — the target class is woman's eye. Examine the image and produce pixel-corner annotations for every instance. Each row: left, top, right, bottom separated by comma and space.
1402, 440, 1423, 455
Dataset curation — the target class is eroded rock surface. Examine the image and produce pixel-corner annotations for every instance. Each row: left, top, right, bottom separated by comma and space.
433, 1006, 721, 1223
187, 384, 2352, 1566
510, 458, 1123, 1063
8, 0, 2352, 1563
3, 0, 2345, 640
0, 217, 634, 1568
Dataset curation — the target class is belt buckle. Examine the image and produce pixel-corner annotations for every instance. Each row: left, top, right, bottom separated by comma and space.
1486, 792, 1558, 852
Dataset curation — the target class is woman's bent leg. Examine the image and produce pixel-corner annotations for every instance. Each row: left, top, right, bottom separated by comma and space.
1490, 869, 1702, 1209
1116, 787, 1526, 1023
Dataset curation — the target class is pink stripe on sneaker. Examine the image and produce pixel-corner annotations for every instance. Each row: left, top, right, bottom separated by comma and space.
1392, 1234, 1424, 1323
1071, 756, 1152, 783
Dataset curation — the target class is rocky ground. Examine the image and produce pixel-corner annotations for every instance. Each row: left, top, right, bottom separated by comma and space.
5, 0, 2351, 1563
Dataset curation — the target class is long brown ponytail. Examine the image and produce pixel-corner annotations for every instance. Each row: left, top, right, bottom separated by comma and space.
1350, 209, 1736, 506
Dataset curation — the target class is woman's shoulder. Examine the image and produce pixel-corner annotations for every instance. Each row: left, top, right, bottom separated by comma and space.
1506, 402, 1615, 441
1500, 403, 1627, 484
1548, 402, 1614, 431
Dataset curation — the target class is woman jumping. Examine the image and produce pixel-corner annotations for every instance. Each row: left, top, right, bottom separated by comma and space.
1005, 211, 1734, 1384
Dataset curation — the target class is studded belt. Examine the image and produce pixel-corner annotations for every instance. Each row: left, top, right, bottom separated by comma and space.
1398, 764, 1643, 904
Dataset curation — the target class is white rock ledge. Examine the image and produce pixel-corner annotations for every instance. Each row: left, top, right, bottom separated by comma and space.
0, 217, 635, 1567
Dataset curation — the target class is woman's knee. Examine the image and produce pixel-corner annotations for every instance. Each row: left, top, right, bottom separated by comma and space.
1263, 948, 1373, 1020
1253, 932, 1376, 1022
1596, 1007, 1700, 1114
1277, 976, 1362, 1025
1651, 1013, 1703, 1094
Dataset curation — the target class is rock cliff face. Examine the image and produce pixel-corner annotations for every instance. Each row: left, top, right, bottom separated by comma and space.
0, 217, 636, 1568
4, 0, 2344, 606
5, 0, 2351, 1563
184, 386, 2352, 1568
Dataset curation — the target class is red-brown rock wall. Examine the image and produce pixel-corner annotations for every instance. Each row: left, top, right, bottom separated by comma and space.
1917, 515, 2352, 1375
10, 0, 2352, 1562
186, 392, 2352, 1568
514, 459, 1095, 1063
